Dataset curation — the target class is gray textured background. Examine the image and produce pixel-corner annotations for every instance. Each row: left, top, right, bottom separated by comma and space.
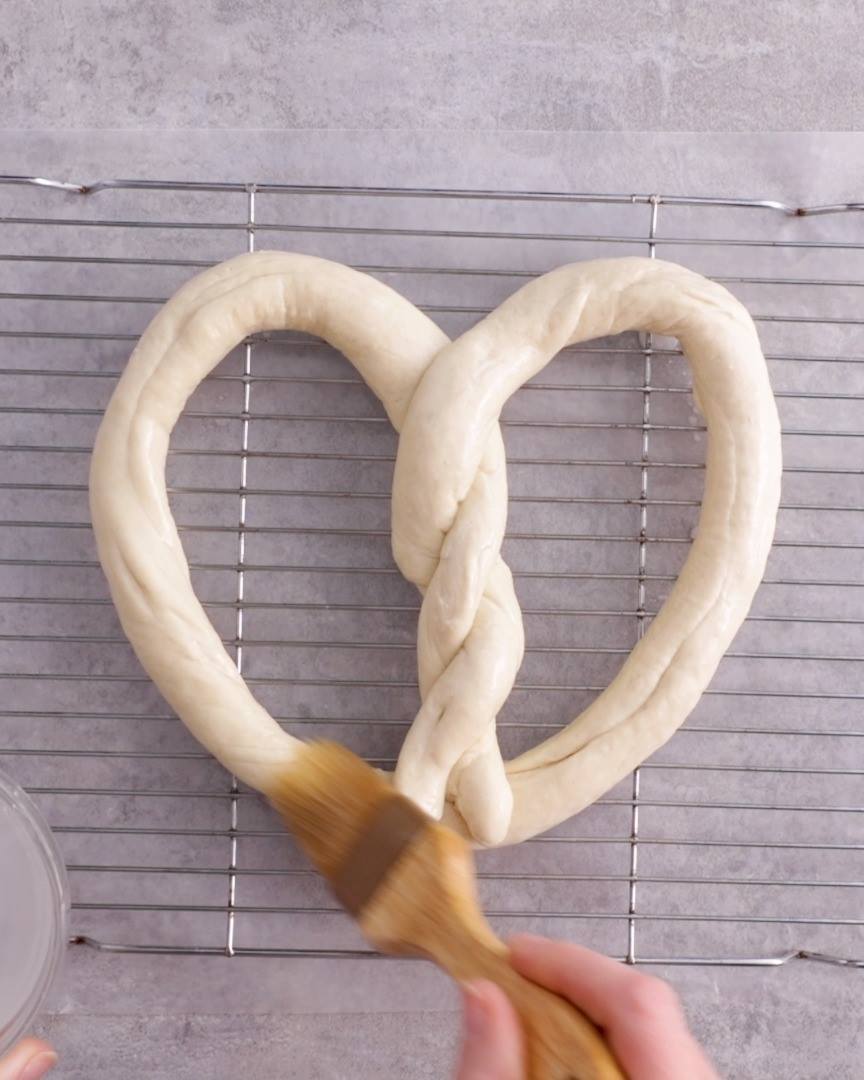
3, 0, 864, 130
3, 2, 864, 1078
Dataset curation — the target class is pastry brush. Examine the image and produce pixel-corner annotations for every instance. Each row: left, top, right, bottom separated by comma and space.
269, 741, 625, 1080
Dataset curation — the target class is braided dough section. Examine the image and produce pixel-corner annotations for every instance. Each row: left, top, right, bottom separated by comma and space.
393, 258, 781, 846
90, 252, 450, 794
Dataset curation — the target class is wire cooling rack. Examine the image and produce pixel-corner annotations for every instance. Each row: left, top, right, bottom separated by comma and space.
0, 175, 862, 969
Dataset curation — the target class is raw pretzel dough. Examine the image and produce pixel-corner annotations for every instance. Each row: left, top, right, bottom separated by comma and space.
90, 252, 781, 848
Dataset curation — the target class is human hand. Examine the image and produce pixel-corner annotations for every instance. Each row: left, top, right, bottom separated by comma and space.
455, 934, 719, 1079
0, 1038, 57, 1080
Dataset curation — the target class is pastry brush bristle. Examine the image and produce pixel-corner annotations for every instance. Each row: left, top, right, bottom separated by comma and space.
270, 741, 393, 878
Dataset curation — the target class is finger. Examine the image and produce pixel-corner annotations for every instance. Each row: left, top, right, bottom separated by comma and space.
0, 1038, 58, 1080
509, 935, 718, 1080
509, 934, 642, 1030
455, 980, 525, 1080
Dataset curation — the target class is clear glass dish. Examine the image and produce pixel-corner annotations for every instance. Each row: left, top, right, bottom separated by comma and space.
0, 766, 69, 1056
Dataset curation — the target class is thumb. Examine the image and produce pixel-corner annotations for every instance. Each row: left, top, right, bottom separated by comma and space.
455, 981, 525, 1080
0, 1038, 58, 1080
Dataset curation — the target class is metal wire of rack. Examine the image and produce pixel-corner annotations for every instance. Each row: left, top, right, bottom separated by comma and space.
0, 175, 862, 969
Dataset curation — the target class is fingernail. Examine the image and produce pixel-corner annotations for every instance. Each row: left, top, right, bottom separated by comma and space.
19, 1051, 58, 1080
462, 981, 490, 1038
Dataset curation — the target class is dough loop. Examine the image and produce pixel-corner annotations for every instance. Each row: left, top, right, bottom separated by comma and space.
90, 253, 781, 847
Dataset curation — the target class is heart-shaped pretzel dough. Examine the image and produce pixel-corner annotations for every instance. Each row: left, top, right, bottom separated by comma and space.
90, 251, 781, 848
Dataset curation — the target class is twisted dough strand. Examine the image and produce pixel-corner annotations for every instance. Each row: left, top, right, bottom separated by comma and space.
394, 258, 780, 845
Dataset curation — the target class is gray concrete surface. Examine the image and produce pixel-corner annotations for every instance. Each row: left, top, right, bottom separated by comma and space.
30, 951, 864, 1079
3, 0, 864, 130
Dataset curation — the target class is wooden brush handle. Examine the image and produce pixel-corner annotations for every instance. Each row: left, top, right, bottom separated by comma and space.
434, 927, 624, 1080
359, 823, 626, 1080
